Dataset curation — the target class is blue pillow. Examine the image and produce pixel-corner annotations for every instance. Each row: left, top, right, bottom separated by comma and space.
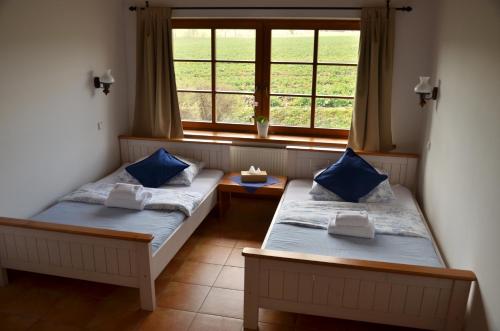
126, 148, 189, 188
314, 148, 387, 203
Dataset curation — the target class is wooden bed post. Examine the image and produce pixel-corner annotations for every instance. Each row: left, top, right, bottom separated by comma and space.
0, 267, 8, 286
444, 280, 472, 331
244, 256, 260, 330
137, 242, 156, 311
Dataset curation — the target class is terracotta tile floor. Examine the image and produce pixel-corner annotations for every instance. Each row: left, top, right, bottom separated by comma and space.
0, 197, 421, 331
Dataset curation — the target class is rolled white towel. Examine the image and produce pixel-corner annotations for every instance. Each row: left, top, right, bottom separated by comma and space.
109, 183, 144, 200
105, 191, 152, 210
328, 218, 375, 239
335, 211, 369, 227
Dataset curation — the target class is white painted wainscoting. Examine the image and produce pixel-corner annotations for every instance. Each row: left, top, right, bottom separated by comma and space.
119, 138, 418, 192
230, 146, 288, 176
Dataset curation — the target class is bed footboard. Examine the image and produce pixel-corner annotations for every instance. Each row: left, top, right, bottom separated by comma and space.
0, 218, 156, 310
243, 248, 476, 331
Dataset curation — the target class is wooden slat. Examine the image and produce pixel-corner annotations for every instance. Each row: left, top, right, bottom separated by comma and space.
436, 288, 452, 318
47, 240, 61, 266
268, 269, 284, 299
242, 248, 476, 281
0, 218, 153, 242
14, 235, 28, 261
36, 238, 49, 264
342, 278, 360, 309
283, 272, 299, 301
94, 245, 107, 273
117, 248, 131, 276
59, 241, 72, 267
405, 286, 424, 316
4, 234, 16, 259
82, 244, 95, 271
327, 277, 344, 307
389, 284, 407, 314
358, 280, 376, 310
105, 247, 119, 274
26, 237, 39, 263
312, 275, 329, 305
298, 273, 313, 303
0, 234, 7, 259
373, 282, 391, 312
70, 242, 83, 269
259, 268, 269, 297
421, 287, 440, 317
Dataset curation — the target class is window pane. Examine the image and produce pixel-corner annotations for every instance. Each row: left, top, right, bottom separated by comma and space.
316, 65, 357, 96
216, 63, 255, 92
173, 29, 211, 60
216, 29, 256, 61
318, 30, 360, 64
175, 62, 211, 90
271, 64, 313, 95
178, 92, 212, 122
270, 96, 311, 127
216, 94, 254, 124
315, 98, 353, 129
271, 30, 314, 62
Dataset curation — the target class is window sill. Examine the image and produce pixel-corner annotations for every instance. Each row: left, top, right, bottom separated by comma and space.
120, 132, 419, 158
182, 130, 348, 148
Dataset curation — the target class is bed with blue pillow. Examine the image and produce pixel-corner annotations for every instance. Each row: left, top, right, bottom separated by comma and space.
31, 148, 223, 253
32, 168, 223, 253
263, 148, 444, 267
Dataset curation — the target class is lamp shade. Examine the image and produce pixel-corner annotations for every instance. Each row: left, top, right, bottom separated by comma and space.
100, 69, 115, 84
414, 76, 433, 93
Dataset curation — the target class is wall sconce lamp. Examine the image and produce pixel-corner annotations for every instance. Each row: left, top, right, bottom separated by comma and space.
414, 76, 439, 107
94, 69, 115, 95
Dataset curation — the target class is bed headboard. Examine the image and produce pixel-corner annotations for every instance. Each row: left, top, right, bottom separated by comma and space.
119, 137, 419, 192
119, 137, 231, 172
287, 147, 418, 191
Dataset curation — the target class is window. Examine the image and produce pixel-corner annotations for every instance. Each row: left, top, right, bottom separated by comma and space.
172, 20, 360, 138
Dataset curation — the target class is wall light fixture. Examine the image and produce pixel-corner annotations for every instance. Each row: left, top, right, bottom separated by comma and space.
94, 69, 115, 95
414, 76, 438, 107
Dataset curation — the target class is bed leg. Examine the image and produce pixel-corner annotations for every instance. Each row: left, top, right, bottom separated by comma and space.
244, 257, 259, 330
139, 279, 156, 311
137, 243, 156, 311
0, 267, 8, 286
444, 280, 472, 331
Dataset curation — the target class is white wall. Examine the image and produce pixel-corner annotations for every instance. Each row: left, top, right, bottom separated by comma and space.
124, 0, 436, 153
0, 0, 129, 218
418, 0, 500, 329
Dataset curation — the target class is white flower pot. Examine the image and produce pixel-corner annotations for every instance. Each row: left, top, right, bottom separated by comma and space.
257, 121, 269, 138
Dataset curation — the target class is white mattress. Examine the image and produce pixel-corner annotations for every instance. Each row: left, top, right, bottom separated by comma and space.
263, 180, 444, 267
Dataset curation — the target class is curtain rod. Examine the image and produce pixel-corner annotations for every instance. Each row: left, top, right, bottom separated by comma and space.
128, 6, 412, 12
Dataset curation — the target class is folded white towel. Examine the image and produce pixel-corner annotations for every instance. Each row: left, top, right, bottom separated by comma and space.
335, 211, 369, 227
109, 183, 144, 200
105, 191, 152, 210
328, 217, 375, 239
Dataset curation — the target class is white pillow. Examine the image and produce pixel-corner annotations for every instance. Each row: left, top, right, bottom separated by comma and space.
166, 156, 205, 186
119, 155, 205, 187
309, 168, 395, 203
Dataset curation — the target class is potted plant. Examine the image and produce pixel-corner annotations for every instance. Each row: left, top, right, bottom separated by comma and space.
253, 115, 269, 138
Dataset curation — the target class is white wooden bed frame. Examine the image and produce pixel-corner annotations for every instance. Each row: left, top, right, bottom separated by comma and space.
243, 147, 476, 331
0, 137, 231, 311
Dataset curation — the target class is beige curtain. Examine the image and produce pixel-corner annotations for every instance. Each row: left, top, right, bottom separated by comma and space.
132, 8, 183, 138
348, 8, 395, 152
